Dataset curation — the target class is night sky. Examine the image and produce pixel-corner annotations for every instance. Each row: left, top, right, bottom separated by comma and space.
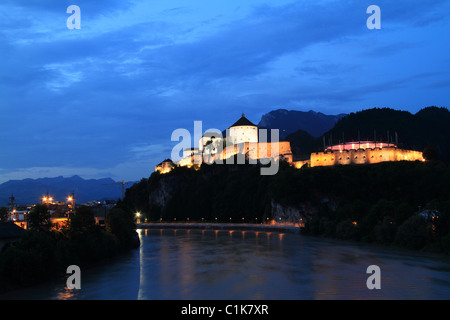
1, 0, 449, 184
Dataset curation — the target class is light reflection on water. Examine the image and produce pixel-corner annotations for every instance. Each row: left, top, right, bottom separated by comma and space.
2, 228, 450, 300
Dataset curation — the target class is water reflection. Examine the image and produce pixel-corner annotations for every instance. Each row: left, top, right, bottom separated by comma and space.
2, 228, 450, 300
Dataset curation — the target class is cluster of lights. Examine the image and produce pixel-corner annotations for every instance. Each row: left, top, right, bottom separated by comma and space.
41, 194, 75, 205
41, 196, 54, 203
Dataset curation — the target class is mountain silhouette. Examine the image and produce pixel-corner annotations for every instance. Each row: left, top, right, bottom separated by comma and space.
0, 175, 127, 206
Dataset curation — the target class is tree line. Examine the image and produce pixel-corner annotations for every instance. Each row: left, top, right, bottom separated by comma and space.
0, 204, 139, 292
122, 159, 450, 255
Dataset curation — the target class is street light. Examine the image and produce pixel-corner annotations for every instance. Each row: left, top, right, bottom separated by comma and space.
41, 192, 53, 205
67, 193, 75, 217
136, 211, 141, 224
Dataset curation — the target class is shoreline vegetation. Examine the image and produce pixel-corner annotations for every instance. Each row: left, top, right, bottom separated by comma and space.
1, 158, 450, 295
0, 205, 139, 294
124, 159, 450, 256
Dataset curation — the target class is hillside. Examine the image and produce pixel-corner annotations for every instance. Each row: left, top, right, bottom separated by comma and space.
123, 161, 450, 254
286, 106, 450, 162
0, 175, 126, 205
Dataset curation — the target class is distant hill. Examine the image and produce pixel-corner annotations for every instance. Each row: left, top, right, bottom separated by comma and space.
286, 106, 450, 162
258, 109, 346, 138
0, 175, 129, 206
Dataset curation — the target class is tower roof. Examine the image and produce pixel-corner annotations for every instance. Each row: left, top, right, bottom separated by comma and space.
229, 113, 257, 128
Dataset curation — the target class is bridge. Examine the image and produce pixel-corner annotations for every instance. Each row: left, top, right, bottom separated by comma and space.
137, 222, 301, 234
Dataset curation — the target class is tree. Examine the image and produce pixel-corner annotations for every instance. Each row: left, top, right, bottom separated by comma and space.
27, 204, 52, 232
0, 207, 8, 222
70, 206, 96, 232
423, 144, 439, 161
395, 215, 431, 250
105, 208, 139, 248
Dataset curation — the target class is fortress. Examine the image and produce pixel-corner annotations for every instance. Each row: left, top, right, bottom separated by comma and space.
155, 114, 425, 173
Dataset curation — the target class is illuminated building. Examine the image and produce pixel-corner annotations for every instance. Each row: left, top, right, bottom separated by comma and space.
155, 159, 176, 174
155, 114, 293, 172
293, 141, 424, 168
155, 115, 425, 174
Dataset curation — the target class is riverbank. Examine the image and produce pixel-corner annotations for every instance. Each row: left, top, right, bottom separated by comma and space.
137, 222, 301, 234
3, 228, 450, 300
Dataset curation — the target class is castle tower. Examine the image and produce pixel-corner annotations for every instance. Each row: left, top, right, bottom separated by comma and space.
227, 113, 258, 145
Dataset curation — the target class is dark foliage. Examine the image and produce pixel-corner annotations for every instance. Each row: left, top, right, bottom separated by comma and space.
287, 106, 450, 162
123, 160, 450, 255
0, 205, 139, 291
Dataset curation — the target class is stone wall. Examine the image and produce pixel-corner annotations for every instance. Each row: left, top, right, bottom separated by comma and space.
310, 147, 424, 167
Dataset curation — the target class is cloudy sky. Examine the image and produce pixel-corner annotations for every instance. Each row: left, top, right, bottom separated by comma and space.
1, 0, 449, 184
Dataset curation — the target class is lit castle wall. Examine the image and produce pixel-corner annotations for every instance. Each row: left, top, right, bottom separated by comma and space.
155, 115, 425, 173
293, 142, 424, 169
172, 114, 293, 168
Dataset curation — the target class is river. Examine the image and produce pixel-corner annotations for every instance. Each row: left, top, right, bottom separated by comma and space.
2, 228, 450, 300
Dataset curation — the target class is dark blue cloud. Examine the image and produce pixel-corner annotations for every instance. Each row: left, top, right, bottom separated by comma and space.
0, 0, 449, 184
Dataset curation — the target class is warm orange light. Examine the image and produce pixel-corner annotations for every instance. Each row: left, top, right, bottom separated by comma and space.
67, 196, 73, 202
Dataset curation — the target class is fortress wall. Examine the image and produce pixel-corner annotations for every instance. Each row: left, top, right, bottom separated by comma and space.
220, 142, 292, 162
178, 155, 194, 167
294, 160, 310, 168
165, 144, 424, 174
251, 141, 292, 159
311, 151, 339, 167
394, 149, 424, 161
155, 161, 175, 174
309, 147, 424, 168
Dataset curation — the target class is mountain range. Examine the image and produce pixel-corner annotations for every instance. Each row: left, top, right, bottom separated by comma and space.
258, 109, 346, 138
0, 175, 126, 206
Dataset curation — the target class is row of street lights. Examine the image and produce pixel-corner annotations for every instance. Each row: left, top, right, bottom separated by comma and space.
41, 192, 75, 210
134, 214, 304, 226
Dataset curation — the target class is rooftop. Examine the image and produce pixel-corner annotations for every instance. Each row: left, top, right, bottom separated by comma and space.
229, 113, 257, 128
0, 222, 25, 240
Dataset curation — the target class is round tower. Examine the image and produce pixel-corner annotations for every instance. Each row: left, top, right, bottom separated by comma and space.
227, 113, 258, 145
